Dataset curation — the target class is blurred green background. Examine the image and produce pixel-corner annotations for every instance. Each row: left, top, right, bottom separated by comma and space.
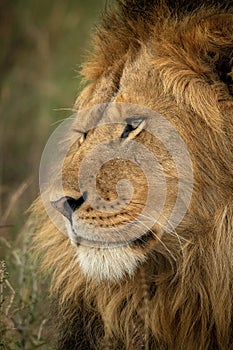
0, 1, 105, 348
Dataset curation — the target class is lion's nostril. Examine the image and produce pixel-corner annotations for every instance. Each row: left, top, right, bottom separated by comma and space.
51, 192, 87, 221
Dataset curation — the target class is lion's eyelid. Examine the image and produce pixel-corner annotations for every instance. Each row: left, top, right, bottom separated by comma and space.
72, 128, 87, 136
72, 129, 87, 143
125, 117, 146, 127
121, 117, 146, 139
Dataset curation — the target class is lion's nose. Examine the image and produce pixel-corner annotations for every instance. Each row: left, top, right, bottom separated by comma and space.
50, 191, 87, 221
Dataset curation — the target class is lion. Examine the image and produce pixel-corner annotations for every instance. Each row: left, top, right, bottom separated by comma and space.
31, 0, 233, 349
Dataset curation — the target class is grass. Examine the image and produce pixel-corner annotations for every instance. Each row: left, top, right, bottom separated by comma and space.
0, 0, 105, 348
0, 205, 52, 350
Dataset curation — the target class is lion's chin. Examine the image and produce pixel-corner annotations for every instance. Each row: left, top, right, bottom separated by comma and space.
76, 245, 146, 282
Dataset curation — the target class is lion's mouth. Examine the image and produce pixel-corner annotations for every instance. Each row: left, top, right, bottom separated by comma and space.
73, 229, 154, 248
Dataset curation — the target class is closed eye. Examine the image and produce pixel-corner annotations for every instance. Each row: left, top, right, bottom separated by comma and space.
120, 118, 146, 139
72, 129, 87, 144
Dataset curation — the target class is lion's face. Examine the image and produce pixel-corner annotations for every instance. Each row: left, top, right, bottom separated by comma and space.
47, 50, 194, 281
40, 11, 233, 282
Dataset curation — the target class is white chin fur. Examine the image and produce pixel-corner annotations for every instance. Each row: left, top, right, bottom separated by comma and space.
76, 246, 146, 282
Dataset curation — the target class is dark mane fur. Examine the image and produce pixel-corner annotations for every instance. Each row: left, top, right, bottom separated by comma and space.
81, 0, 233, 83
117, 0, 232, 16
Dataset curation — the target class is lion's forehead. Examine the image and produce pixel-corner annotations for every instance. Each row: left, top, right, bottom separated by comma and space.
77, 46, 167, 112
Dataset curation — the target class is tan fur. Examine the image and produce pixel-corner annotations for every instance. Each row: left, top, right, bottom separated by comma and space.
31, 1, 233, 349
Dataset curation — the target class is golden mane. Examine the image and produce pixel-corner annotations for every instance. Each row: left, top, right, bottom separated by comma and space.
31, 1, 233, 349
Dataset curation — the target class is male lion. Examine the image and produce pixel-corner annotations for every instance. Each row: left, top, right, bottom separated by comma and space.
32, 0, 233, 349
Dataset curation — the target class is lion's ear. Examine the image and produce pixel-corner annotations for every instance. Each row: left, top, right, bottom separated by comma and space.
191, 14, 233, 96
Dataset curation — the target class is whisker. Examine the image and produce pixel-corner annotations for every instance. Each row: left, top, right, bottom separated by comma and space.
116, 214, 151, 246
125, 213, 177, 261
130, 209, 186, 258
51, 115, 76, 126
129, 201, 190, 245
53, 107, 77, 113
107, 217, 130, 246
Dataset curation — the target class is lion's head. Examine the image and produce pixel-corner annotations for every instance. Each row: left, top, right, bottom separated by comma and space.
32, 1, 233, 349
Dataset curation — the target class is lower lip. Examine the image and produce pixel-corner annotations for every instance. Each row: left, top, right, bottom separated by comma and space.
74, 231, 154, 248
